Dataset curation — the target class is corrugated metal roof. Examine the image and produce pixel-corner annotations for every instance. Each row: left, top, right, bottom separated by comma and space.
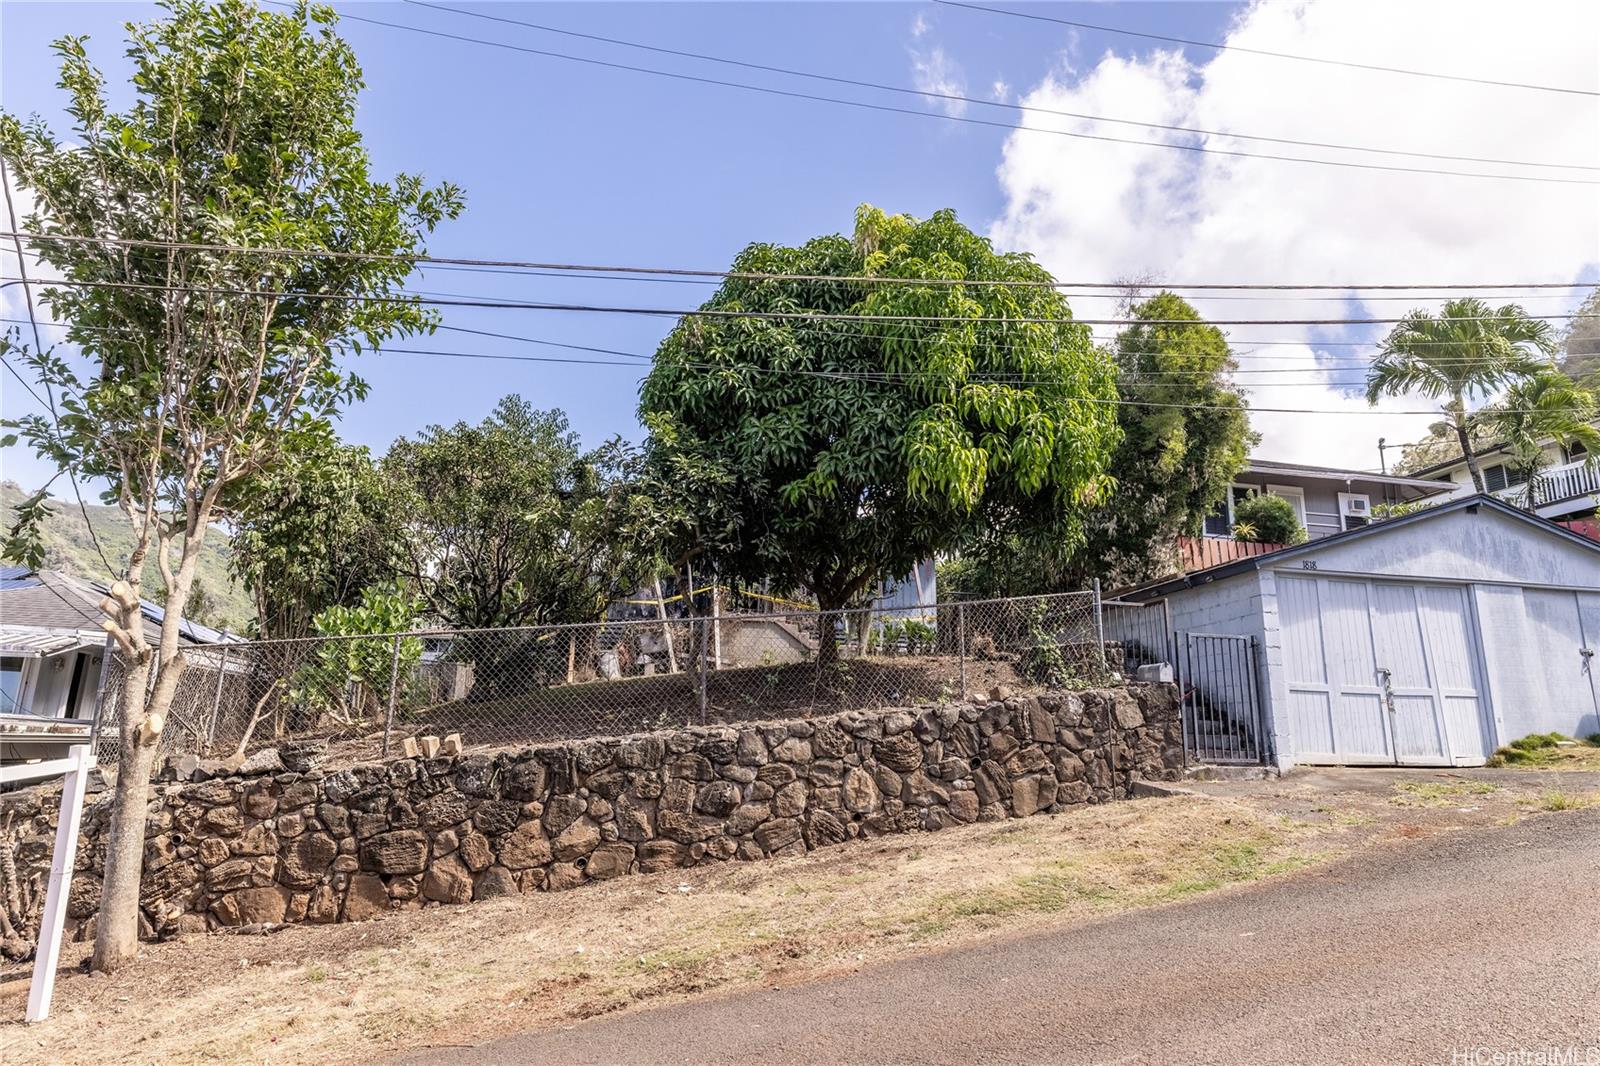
0, 626, 96, 656
0, 568, 240, 644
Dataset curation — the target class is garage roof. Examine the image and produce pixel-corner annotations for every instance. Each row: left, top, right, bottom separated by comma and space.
1121, 494, 1600, 600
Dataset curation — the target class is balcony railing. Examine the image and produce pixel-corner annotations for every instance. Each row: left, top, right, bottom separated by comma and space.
1493, 457, 1600, 510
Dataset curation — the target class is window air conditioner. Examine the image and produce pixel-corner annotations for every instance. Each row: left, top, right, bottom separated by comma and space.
1338, 492, 1371, 530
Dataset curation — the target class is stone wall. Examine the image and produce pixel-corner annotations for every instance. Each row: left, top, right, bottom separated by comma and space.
0, 683, 1180, 954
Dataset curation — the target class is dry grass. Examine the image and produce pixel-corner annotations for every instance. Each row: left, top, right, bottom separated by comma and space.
1484, 733, 1600, 771
4, 772, 1592, 1065
3, 796, 1323, 1065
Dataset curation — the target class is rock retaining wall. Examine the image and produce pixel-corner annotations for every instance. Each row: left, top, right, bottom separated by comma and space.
0, 684, 1180, 953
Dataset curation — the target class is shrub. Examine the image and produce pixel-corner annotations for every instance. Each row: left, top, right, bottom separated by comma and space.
1018, 602, 1072, 687
1232, 494, 1307, 545
291, 583, 424, 725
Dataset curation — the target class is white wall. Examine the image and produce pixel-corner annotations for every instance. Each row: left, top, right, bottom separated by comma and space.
1284, 506, 1600, 589
1158, 570, 1285, 765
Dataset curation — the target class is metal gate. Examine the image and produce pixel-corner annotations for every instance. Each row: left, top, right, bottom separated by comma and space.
1175, 632, 1267, 765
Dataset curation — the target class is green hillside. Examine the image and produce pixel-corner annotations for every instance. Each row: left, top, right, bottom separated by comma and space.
2, 480, 254, 632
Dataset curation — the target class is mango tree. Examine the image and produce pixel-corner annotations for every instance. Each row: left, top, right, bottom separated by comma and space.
640, 205, 1120, 662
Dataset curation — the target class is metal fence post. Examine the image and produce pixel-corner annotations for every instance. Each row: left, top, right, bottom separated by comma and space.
1091, 579, 1108, 680
87, 632, 116, 755
204, 645, 230, 749
696, 615, 708, 725
956, 602, 967, 698
382, 635, 402, 758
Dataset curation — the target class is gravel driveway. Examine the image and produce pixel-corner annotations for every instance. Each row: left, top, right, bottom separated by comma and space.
397, 807, 1600, 1066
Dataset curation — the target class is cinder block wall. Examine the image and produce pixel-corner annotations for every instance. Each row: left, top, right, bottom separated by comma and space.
1, 684, 1180, 953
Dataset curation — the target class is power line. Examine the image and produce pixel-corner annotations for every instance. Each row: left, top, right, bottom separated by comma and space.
356, 343, 1590, 416
0, 161, 115, 576
9, 273, 1596, 327
9, 314, 1571, 387
9, 232, 1595, 294
290, 4, 1600, 186
935, 0, 1600, 99
402, 0, 1599, 173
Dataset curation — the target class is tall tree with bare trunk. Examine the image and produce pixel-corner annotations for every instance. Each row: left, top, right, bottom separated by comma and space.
0, 0, 460, 971
1365, 298, 1556, 492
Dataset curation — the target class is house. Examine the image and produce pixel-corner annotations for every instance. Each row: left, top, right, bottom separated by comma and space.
1401, 432, 1598, 521
1, 566, 234, 784
1118, 495, 1600, 770
1199, 458, 1456, 540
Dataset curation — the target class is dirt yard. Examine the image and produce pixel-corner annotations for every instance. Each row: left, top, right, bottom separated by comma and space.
3, 767, 1595, 1065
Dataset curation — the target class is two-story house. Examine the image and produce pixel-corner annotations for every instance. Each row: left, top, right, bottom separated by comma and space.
1401, 432, 1598, 521
1181, 458, 1455, 569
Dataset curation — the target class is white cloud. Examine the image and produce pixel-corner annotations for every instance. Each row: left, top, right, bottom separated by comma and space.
989, 0, 1600, 468
908, 11, 968, 117
991, 79, 1010, 103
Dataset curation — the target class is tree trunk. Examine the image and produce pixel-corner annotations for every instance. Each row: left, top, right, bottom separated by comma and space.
815, 588, 845, 668
91, 660, 157, 972
1451, 400, 1486, 493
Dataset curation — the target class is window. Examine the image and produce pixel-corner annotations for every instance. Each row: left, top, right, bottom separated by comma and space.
1265, 485, 1308, 528
0, 656, 23, 714
1484, 465, 1508, 492
1202, 485, 1258, 537
1569, 441, 1588, 462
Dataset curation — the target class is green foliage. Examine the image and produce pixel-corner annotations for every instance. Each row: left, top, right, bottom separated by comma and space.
1366, 298, 1557, 491
0, 0, 462, 967
1017, 601, 1071, 687
1484, 732, 1591, 767
1371, 498, 1438, 522
0, 0, 461, 640
948, 292, 1253, 589
291, 582, 422, 725
384, 396, 654, 630
1232, 494, 1305, 545
1074, 292, 1254, 583
231, 438, 406, 639
1473, 370, 1600, 509
1559, 287, 1600, 384
1, 484, 54, 571
640, 205, 1120, 633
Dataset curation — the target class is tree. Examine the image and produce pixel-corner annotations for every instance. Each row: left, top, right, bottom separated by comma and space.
384, 396, 652, 631
640, 205, 1120, 660
291, 582, 423, 728
1366, 298, 1557, 492
230, 438, 405, 640
1475, 370, 1600, 509
1074, 292, 1254, 583
0, 0, 461, 971
1232, 493, 1306, 545
1559, 287, 1600, 384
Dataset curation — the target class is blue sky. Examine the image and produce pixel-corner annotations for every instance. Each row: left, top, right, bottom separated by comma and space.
0, 0, 1241, 486
3, 0, 1597, 488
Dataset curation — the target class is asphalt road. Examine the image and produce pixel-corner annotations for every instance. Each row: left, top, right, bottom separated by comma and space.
395, 809, 1600, 1066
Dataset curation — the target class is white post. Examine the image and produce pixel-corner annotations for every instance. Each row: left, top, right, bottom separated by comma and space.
711, 581, 722, 669
27, 743, 95, 1023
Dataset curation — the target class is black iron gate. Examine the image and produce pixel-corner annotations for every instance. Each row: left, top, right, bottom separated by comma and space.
1174, 632, 1267, 765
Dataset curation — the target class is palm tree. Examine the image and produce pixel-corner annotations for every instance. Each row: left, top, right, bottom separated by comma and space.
1366, 298, 1557, 492
1476, 370, 1600, 510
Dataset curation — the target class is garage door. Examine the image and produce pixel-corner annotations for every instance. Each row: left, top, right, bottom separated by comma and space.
1523, 589, 1600, 738
1278, 576, 1491, 766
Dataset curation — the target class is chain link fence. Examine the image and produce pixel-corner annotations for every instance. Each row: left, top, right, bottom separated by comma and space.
93, 590, 1116, 769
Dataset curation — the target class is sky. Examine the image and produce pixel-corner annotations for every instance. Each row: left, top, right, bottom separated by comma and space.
2, 0, 1598, 495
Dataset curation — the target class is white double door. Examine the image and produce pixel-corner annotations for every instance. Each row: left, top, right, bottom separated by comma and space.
1279, 576, 1490, 766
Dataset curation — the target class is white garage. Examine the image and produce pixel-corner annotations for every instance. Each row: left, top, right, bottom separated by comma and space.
1122, 495, 1600, 770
